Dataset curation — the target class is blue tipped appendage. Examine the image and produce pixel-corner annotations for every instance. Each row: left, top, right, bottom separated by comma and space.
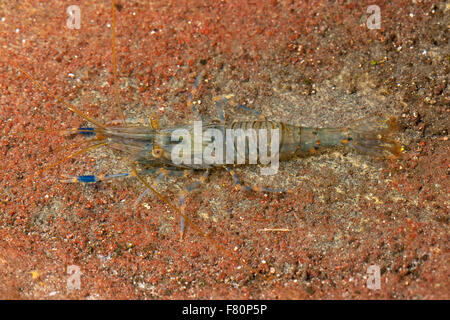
77, 127, 96, 136
68, 173, 131, 183
77, 175, 98, 183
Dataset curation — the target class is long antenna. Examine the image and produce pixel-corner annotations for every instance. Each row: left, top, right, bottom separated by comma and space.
112, 0, 127, 126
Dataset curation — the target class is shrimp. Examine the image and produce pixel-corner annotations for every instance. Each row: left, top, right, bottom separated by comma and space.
56, 107, 402, 238
60, 116, 402, 178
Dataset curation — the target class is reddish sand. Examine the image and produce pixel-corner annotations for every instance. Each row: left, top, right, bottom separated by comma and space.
0, 0, 448, 299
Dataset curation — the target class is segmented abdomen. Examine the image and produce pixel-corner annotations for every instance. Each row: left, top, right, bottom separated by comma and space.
227, 120, 347, 160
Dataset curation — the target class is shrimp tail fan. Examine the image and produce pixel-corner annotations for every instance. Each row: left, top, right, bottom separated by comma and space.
347, 117, 403, 158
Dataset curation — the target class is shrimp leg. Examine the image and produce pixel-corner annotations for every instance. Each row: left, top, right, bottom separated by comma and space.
179, 169, 210, 239
213, 94, 261, 122
224, 167, 284, 193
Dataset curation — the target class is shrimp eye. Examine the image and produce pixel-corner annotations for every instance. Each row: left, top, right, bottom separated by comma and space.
152, 146, 163, 158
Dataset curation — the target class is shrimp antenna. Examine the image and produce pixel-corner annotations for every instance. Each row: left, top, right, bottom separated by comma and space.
112, 0, 127, 126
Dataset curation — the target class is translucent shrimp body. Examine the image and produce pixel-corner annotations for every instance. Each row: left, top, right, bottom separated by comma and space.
74, 116, 401, 172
